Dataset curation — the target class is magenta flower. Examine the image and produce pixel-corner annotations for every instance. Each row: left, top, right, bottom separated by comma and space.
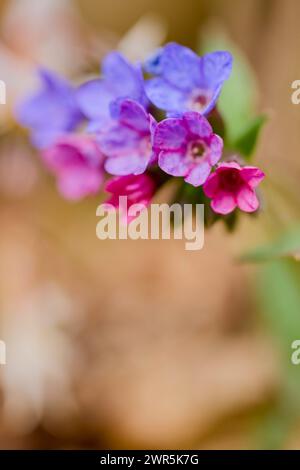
203, 161, 265, 215
154, 112, 223, 186
98, 99, 157, 176
42, 134, 104, 200
105, 173, 156, 209
104, 174, 156, 222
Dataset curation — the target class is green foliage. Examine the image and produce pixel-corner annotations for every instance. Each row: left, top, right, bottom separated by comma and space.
240, 227, 300, 263
259, 259, 300, 351
255, 259, 300, 449
241, 227, 300, 447
201, 29, 267, 160
234, 114, 267, 160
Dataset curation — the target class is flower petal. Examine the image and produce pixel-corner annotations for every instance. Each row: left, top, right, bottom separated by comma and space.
111, 99, 150, 133
105, 174, 155, 207
42, 135, 103, 174
183, 112, 212, 138
38, 68, 72, 95
58, 167, 103, 200
145, 78, 186, 113
217, 161, 242, 171
203, 172, 220, 198
211, 192, 237, 215
158, 150, 191, 177
184, 161, 211, 187
98, 124, 139, 157
16, 68, 81, 148
31, 128, 67, 149
104, 154, 149, 176
43, 141, 83, 172
199, 51, 233, 89
76, 79, 114, 121
160, 43, 201, 91
237, 185, 259, 212
102, 52, 146, 104
201, 84, 222, 115
154, 118, 187, 151
144, 48, 164, 75
207, 134, 223, 165
18, 93, 65, 128
240, 166, 265, 188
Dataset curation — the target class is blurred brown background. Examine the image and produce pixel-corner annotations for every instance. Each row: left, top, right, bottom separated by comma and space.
0, 0, 299, 450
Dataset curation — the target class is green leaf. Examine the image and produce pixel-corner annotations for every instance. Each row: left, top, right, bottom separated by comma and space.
240, 227, 300, 263
258, 259, 300, 416
259, 259, 300, 348
234, 114, 267, 159
254, 258, 300, 448
201, 28, 264, 157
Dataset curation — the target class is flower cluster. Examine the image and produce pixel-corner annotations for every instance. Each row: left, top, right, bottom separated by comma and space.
16, 42, 265, 220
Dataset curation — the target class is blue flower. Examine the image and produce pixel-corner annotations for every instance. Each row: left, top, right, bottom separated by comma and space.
16, 69, 83, 149
144, 48, 164, 75
76, 52, 148, 131
145, 42, 233, 117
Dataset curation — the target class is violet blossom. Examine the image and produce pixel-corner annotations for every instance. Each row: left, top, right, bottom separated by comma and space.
154, 112, 223, 186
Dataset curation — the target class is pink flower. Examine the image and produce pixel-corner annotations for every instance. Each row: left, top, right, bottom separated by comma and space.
203, 161, 265, 215
42, 134, 104, 200
105, 173, 156, 208
104, 174, 156, 221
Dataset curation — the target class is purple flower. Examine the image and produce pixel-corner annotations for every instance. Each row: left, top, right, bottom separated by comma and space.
42, 134, 104, 200
16, 69, 82, 148
203, 161, 265, 215
154, 112, 223, 186
145, 42, 232, 117
98, 99, 157, 176
76, 52, 148, 130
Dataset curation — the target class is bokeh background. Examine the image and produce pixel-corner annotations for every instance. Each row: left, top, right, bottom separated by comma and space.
0, 0, 300, 450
